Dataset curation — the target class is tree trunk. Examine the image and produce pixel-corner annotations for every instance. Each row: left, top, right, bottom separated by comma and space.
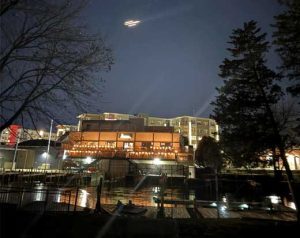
278, 144, 300, 221
253, 67, 299, 221
272, 147, 282, 181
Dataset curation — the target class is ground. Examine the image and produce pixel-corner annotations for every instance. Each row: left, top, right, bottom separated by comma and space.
1, 207, 299, 238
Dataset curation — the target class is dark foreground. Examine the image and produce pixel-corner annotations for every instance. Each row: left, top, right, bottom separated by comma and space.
1, 207, 299, 238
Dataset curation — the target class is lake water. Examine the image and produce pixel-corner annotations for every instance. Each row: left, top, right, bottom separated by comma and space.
0, 180, 296, 212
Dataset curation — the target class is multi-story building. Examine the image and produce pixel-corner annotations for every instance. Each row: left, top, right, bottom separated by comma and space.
77, 113, 219, 148
63, 117, 192, 162
169, 116, 219, 148
62, 117, 194, 178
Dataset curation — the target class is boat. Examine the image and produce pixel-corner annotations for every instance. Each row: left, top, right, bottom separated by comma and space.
115, 200, 147, 215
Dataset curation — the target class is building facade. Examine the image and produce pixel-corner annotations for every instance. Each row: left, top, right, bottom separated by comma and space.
61, 117, 194, 177
0, 140, 61, 170
56, 124, 78, 138
77, 112, 219, 148
62, 117, 193, 163
169, 116, 218, 148
63, 131, 191, 161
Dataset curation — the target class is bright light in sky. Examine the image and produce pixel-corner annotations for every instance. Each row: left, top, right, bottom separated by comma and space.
124, 19, 141, 27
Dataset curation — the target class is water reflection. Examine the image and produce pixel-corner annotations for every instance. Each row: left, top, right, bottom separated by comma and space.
0, 183, 296, 212
34, 184, 45, 201
56, 192, 61, 203
64, 185, 192, 209
24, 185, 298, 212
79, 189, 89, 207
268, 195, 280, 204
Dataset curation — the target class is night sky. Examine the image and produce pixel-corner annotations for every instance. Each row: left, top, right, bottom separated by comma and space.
82, 0, 283, 118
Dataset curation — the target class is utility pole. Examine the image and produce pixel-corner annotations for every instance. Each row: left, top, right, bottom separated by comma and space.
45, 119, 53, 171
12, 136, 20, 170
215, 168, 220, 219
12, 128, 22, 170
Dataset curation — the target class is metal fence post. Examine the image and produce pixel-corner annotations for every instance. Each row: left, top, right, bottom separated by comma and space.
18, 188, 24, 208
74, 187, 79, 212
94, 177, 103, 213
44, 189, 49, 212
67, 191, 71, 212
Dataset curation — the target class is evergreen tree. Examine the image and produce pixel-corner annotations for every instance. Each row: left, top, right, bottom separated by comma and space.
212, 21, 281, 167
273, 0, 300, 96
195, 136, 223, 172
212, 20, 299, 218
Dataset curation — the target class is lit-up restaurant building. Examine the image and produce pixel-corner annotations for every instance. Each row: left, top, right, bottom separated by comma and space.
62, 117, 194, 177
76, 112, 219, 148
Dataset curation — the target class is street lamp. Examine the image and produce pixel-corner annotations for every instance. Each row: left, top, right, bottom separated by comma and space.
45, 119, 53, 171
12, 136, 20, 170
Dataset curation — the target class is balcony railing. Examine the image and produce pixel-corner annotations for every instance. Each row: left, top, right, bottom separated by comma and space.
63, 146, 193, 162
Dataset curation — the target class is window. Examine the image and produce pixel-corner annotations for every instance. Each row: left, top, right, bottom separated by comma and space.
160, 142, 172, 147
180, 118, 188, 125
142, 142, 153, 149
106, 141, 116, 148
124, 142, 134, 151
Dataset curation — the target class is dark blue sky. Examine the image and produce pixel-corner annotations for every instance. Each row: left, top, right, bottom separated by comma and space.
83, 0, 283, 118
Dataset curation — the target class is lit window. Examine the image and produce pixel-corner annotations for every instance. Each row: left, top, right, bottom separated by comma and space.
124, 142, 134, 151
106, 141, 116, 148
142, 142, 153, 148
160, 142, 172, 147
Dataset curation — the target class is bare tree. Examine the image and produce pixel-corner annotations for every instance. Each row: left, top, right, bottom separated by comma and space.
0, 0, 113, 132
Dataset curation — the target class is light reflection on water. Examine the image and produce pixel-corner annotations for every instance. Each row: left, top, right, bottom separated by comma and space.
1, 183, 295, 211
73, 186, 193, 209
34, 184, 44, 201
60, 186, 295, 211
79, 189, 89, 207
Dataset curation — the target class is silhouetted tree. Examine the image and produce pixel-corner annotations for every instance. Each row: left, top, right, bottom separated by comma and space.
273, 0, 300, 97
212, 21, 282, 167
195, 136, 223, 172
212, 20, 299, 218
0, 0, 113, 132
273, 0, 300, 146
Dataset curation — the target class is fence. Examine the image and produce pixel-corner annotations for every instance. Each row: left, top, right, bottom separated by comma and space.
0, 187, 74, 212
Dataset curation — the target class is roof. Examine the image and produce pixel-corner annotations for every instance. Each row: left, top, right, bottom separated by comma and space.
18, 139, 61, 147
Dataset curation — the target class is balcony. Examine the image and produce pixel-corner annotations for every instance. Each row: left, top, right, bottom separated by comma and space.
64, 145, 193, 162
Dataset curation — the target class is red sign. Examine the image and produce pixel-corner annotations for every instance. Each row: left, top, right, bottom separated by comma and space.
8, 124, 21, 146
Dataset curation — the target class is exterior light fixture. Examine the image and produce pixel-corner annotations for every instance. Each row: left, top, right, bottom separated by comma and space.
85, 156, 93, 164
153, 158, 161, 165
42, 152, 48, 158
39, 130, 44, 138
